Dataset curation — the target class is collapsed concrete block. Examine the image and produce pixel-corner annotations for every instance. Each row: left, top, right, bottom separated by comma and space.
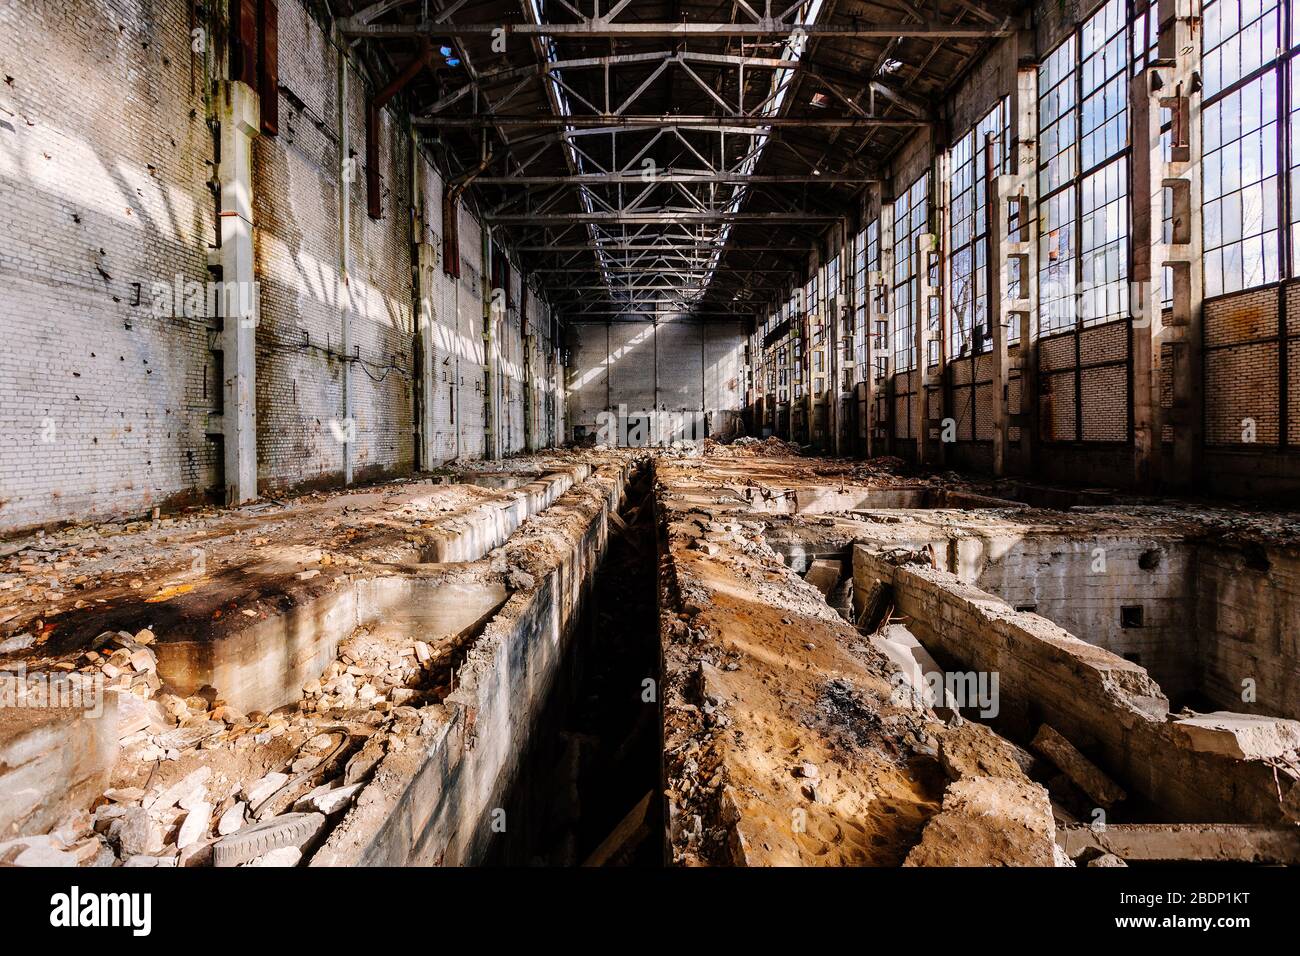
938, 721, 1035, 783
1172, 712, 1300, 760
111, 691, 169, 740
1032, 724, 1126, 809
803, 559, 843, 597
870, 624, 958, 720
904, 776, 1058, 867
0, 696, 119, 840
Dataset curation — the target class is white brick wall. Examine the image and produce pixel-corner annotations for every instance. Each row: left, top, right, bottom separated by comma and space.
0, 0, 218, 530
0, 0, 562, 533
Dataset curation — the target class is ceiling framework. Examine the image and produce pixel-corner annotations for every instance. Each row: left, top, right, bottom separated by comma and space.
338, 0, 1023, 323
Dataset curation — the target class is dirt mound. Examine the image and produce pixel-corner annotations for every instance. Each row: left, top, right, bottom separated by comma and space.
705, 435, 803, 458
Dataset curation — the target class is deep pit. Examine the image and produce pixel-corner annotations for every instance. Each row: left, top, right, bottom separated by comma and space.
483, 466, 661, 866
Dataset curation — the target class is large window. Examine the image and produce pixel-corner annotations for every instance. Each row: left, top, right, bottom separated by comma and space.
1038, 37, 1079, 334
824, 254, 840, 390
1131, 0, 1160, 73
1202, 0, 1283, 296
853, 223, 878, 381
949, 100, 1010, 357
1036, 0, 1130, 334
789, 289, 803, 400
892, 174, 928, 372
803, 273, 819, 394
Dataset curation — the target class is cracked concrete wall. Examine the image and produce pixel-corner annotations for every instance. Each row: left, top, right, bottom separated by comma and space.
1196, 544, 1300, 720
853, 544, 1294, 824
962, 536, 1199, 704
849, 517, 1300, 719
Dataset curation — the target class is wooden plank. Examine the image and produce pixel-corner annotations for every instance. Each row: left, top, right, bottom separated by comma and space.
582, 791, 652, 867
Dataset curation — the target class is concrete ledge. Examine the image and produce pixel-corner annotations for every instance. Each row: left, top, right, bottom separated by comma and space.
0, 695, 118, 839
853, 545, 1300, 823
1057, 823, 1300, 864
155, 576, 508, 715
1173, 712, 1300, 760
423, 465, 590, 563
309, 461, 634, 867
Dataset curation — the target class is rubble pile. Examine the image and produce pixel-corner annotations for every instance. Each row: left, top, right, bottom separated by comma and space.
704, 435, 802, 458
0, 611, 461, 867
0, 452, 632, 868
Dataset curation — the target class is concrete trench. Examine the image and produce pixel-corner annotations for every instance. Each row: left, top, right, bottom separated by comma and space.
4, 449, 1300, 869
0, 453, 663, 864
649, 453, 1300, 867
309, 458, 654, 866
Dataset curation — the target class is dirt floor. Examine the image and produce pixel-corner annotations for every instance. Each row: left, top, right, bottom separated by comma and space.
655, 456, 1010, 865
652, 448, 1300, 867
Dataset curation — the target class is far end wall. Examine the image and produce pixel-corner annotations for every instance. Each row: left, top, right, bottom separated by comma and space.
565, 319, 745, 445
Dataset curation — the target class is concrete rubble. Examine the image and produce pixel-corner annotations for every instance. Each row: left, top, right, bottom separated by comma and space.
0, 450, 635, 867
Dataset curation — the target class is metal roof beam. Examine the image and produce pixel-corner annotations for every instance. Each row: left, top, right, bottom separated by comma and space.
475, 172, 873, 185
415, 115, 929, 129
489, 212, 838, 224
341, 21, 1013, 40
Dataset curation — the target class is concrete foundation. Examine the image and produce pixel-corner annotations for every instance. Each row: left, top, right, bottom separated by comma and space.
311, 460, 633, 865
853, 546, 1300, 824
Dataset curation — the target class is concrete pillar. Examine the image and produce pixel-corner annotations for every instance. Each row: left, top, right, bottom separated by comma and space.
217, 80, 260, 506
988, 158, 1011, 477
927, 146, 951, 469
989, 54, 1040, 477
411, 132, 438, 471
1131, 0, 1203, 491
523, 330, 535, 452
553, 339, 564, 446
415, 241, 439, 469
483, 231, 499, 460
914, 230, 942, 467
829, 226, 842, 455
336, 47, 354, 486
802, 262, 816, 446
834, 222, 852, 457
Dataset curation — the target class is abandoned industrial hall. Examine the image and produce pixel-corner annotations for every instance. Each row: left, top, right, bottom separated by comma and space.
0, 0, 1298, 917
